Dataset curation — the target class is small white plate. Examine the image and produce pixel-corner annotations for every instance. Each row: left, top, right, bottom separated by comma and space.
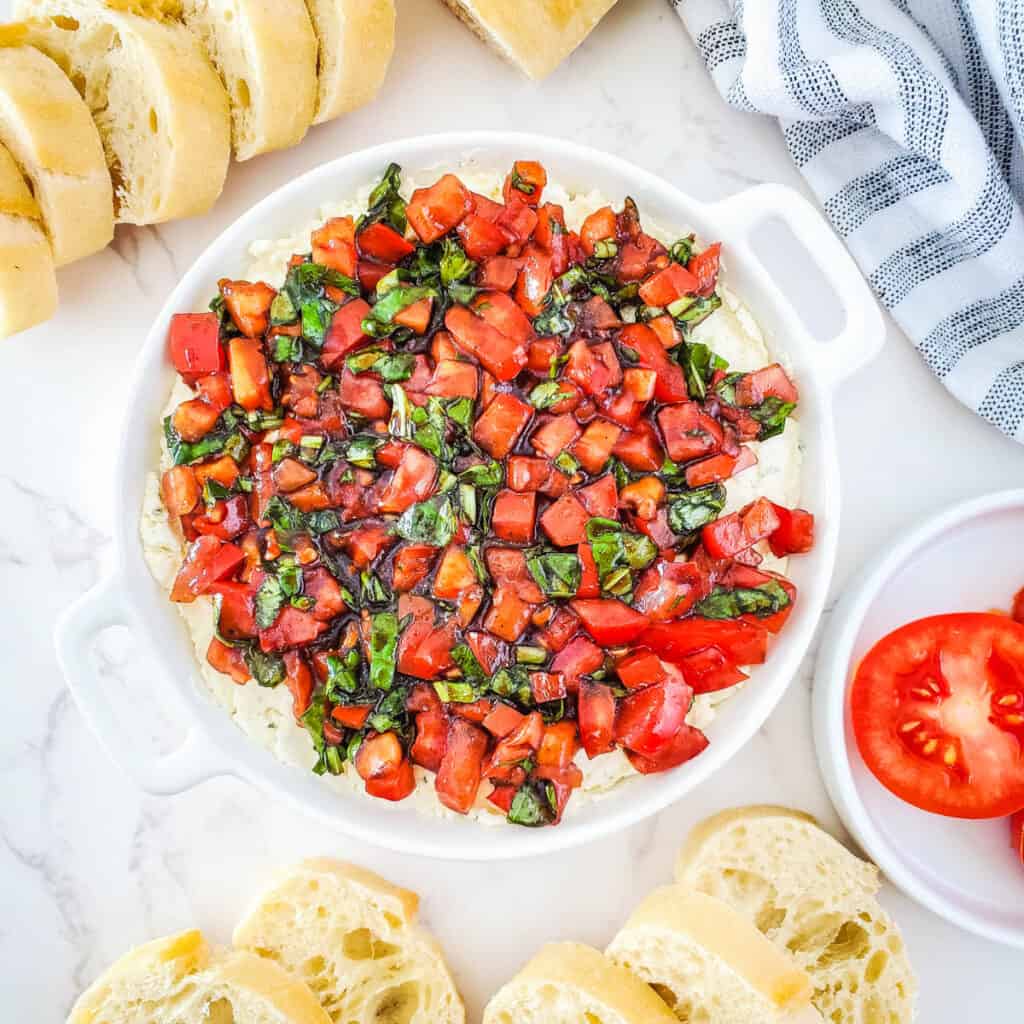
814, 489, 1024, 949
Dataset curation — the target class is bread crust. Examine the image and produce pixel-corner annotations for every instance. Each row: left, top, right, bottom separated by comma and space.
16, 0, 231, 225
0, 141, 57, 338
180, 0, 318, 159
0, 44, 112, 264
302, 0, 394, 123
439, 0, 618, 80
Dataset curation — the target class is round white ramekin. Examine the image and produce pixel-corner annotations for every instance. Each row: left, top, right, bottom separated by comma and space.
56, 131, 883, 859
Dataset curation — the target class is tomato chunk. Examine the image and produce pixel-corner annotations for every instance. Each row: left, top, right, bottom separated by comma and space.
322, 299, 372, 367
638, 261, 699, 307
169, 313, 223, 377
377, 446, 438, 514
578, 680, 616, 758
492, 489, 536, 543
702, 498, 781, 560
218, 279, 275, 337
768, 504, 815, 557
357, 221, 414, 263
312, 217, 357, 276
658, 402, 723, 463
436, 718, 488, 814
571, 599, 649, 645
615, 673, 693, 758
641, 617, 769, 667
170, 536, 244, 602
445, 305, 528, 382
473, 392, 533, 458
228, 337, 273, 411
407, 174, 473, 244
540, 493, 589, 547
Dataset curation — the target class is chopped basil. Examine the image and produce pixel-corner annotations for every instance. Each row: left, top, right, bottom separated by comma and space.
361, 571, 390, 606
264, 495, 304, 534
715, 373, 796, 440
585, 518, 657, 598
358, 162, 407, 234
554, 451, 579, 475
445, 396, 474, 430
369, 612, 399, 690
305, 509, 340, 534
680, 341, 728, 401
458, 483, 477, 524
507, 780, 558, 827
244, 647, 286, 688
346, 347, 416, 383
509, 166, 536, 195
450, 642, 488, 685
271, 333, 303, 362
388, 383, 412, 438
669, 237, 695, 265
202, 478, 233, 506
695, 580, 791, 620
364, 285, 435, 335
529, 380, 573, 410
254, 575, 286, 629
301, 694, 344, 776
163, 416, 225, 466
490, 665, 533, 705
526, 550, 581, 599
439, 238, 475, 285
271, 439, 296, 463
433, 680, 479, 703
592, 239, 618, 260
344, 435, 384, 468
673, 292, 721, 327
393, 496, 457, 547
269, 291, 297, 325
282, 261, 356, 348
368, 688, 408, 734
667, 483, 726, 534
515, 645, 548, 666
411, 397, 449, 459
324, 651, 359, 701
459, 460, 503, 488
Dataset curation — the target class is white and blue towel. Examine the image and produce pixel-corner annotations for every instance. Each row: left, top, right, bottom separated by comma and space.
671, 0, 1024, 441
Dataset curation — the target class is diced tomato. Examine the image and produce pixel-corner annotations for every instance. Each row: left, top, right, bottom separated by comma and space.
450, 699, 493, 724
503, 160, 547, 206
282, 650, 314, 718
302, 567, 347, 621
392, 544, 437, 591
617, 232, 668, 282
485, 548, 544, 603
768, 504, 815, 557
508, 456, 553, 492
206, 638, 250, 690
191, 494, 250, 541
342, 523, 395, 570
433, 545, 477, 599
580, 206, 617, 256
496, 200, 538, 246
550, 635, 604, 683
339, 368, 390, 419
321, 299, 371, 367
259, 607, 328, 652
456, 213, 509, 260
407, 174, 473, 244
575, 543, 600, 598
170, 536, 245, 602
530, 413, 581, 460
615, 672, 693, 757
492, 490, 537, 544
485, 585, 534, 642
540, 493, 590, 547
641, 617, 769, 667
488, 785, 517, 812
577, 474, 618, 518
529, 671, 566, 703
377, 445, 438, 515
619, 476, 664, 521
638, 261, 699, 307
473, 392, 533, 458
311, 217, 357, 276
565, 340, 613, 398
171, 397, 221, 443
331, 704, 372, 729
273, 457, 317, 493
168, 313, 223, 378
533, 203, 566, 249
687, 242, 721, 296
525, 336, 561, 376
483, 702, 525, 738
623, 367, 657, 403
676, 645, 747, 693
227, 337, 273, 411
617, 650, 667, 689
536, 606, 580, 653
572, 598, 649, 645
578, 680, 616, 758
626, 722, 710, 774
573, 419, 622, 474
161, 465, 199, 516
621, 323, 689, 403
355, 731, 414, 801
648, 314, 681, 349
410, 708, 447, 772
470, 192, 504, 221
422, 359, 478, 400
397, 602, 456, 679
208, 580, 257, 638
515, 243, 553, 316
436, 718, 489, 814
633, 559, 705, 621
216, 279, 274, 338
445, 305, 527, 382
536, 722, 579, 774
658, 402, 724, 463
685, 447, 757, 488
474, 255, 519, 292
357, 259, 393, 292
734, 363, 799, 407
702, 498, 781, 560
357, 221, 414, 262
613, 420, 664, 472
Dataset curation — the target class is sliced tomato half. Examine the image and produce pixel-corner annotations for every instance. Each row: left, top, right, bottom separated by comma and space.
851, 613, 1024, 819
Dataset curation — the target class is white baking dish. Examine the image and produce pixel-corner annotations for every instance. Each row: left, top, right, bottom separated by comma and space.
54, 132, 883, 860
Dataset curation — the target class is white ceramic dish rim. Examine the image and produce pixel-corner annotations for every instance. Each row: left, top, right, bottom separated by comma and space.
813, 488, 1024, 949
55, 131, 884, 860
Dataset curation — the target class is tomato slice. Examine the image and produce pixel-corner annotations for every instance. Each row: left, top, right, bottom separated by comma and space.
578, 680, 616, 758
851, 614, 1024, 819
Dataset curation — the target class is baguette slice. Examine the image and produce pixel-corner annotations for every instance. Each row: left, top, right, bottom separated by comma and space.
0, 139, 57, 337
606, 886, 820, 1024
15, 0, 231, 224
178, 0, 318, 159
67, 929, 333, 1024
302, 0, 394, 123
233, 858, 465, 1024
440, 0, 618, 80
676, 806, 918, 1024
0, 41, 112, 264
483, 942, 678, 1024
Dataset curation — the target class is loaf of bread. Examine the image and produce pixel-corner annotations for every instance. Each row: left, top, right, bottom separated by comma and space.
676, 806, 918, 1024
177, 0, 318, 159
0, 40, 112, 265
439, 0, 618, 80
233, 858, 465, 1024
67, 929, 333, 1024
15, 0, 231, 224
606, 885, 821, 1023
0, 138, 57, 337
483, 942, 679, 1024
301, 0, 394, 123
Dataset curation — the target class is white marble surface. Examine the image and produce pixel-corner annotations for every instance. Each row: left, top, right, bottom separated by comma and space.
2, 0, 1023, 1017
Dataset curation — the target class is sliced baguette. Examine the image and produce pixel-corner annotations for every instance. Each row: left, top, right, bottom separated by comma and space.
67, 929, 332, 1024
15, 0, 231, 224
439, 0, 618, 80
0, 139, 57, 337
676, 806, 918, 1024
0, 41, 112, 264
302, 0, 394, 123
232, 858, 465, 1024
483, 942, 678, 1024
606, 886, 820, 1024
177, 0, 318, 159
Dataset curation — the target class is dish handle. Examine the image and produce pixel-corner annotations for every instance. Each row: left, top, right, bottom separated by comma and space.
709, 184, 886, 389
54, 575, 236, 795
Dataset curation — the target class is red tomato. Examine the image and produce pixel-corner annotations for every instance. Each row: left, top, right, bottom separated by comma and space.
577, 474, 618, 519
168, 313, 223, 378
851, 614, 1024, 819
357, 221, 414, 262
206, 637, 250, 684
492, 490, 537, 544
641, 617, 769, 667
579, 206, 617, 255
218, 279, 275, 337
550, 634, 604, 681
620, 323, 689, 403
529, 671, 567, 704
445, 305, 527, 382
702, 498, 781, 560
685, 447, 758, 488
170, 536, 245, 602
515, 243, 553, 316
331, 704, 372, 729
473, 392, 533, 459
321, 299, 372, 367
435, 718, 489, 814
407, 174, 473, 244
311, 217, 357, 277
397, 598, 456, 678
540, 493, 589, 547
503, 160, 547, 206
355, 732, 416, 802
616, 650, 667, 689
573, 419, 622, 475
676, 646, 747, 693
483, 702, 526, 738
392, 544, 437, 592
626, 722, 709, 774
578, 680, 616, 758
282, 651, 314, 718
613, 420, 664, 472
259, 607, 328, 652
484, 585, 534, 642
638, 261, 699, 307
377, 446, 438, 515
658, 402, 724, 463
208, 581, 257, 638
571, 599, 649, 645
477, 255, 522, 292
456, 214, 509, 260
768, 504, 815, 557
530, 413, 582, 459
161, 465, 200, 517
734, 363, 798, 406
410, 709, 447, 772
575, 543, 600, 599
615, 672, 693, 758
687, 242, 721, 296
228, 337, 273, 411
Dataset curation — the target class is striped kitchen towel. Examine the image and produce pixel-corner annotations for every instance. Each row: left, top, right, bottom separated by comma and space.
671, 0, 1024, 441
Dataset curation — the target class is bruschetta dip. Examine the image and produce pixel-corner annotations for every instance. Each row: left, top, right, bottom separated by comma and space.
142, 160, 811, 826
